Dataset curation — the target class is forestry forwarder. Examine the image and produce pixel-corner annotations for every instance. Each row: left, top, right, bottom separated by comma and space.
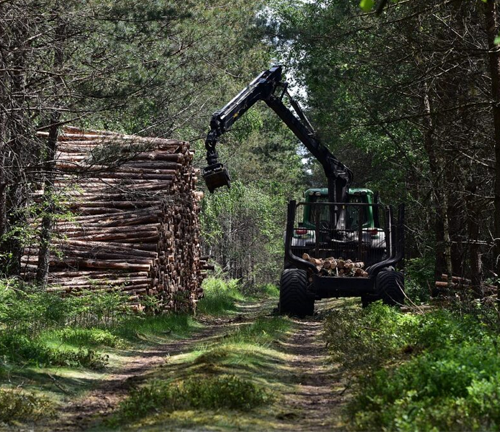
202, 65, 405, 316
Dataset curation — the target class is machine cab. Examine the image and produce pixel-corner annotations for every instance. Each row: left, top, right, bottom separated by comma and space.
301, 188, 378, 229
290, 188, 386, 264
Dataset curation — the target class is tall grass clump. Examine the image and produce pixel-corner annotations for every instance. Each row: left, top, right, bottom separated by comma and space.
110, 375, 270, 426
197, 278, 244, 315
114, 312, 196, 341
223, 315, 290, 345
324, 301, 500, 431
0, 279, 131, 369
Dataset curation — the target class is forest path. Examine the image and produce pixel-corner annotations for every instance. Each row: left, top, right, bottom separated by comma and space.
42, 299, 347, 431
48, 301, 273, 431
274, 299, 347, 431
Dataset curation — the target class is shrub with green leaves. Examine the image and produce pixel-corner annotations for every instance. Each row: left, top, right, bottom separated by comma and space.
405, 256, 435, 303
324, 302, 418, 373
0, 281, 128, 369
0, 389, 56, 423
325, 301, 500, 431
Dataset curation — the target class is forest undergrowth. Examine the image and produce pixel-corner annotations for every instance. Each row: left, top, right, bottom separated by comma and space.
325, 298, 500, 431
0, 277, 268, 426
2, 275, 500, 431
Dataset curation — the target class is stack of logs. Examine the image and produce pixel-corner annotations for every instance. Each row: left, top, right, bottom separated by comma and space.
435, 274, 497, 297
21, 127, 209, 312
302, 254, 368, 277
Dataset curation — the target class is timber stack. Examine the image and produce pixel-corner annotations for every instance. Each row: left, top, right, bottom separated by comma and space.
435, 274, 497, 298
21, 127, 208, 312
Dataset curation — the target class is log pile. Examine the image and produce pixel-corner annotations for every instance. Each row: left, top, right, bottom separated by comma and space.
302, 253, 368, 277
435, 274, 497, 297
21, 127, 208, 312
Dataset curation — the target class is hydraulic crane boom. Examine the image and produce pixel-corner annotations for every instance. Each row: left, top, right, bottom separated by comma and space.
202, 65, 353, 205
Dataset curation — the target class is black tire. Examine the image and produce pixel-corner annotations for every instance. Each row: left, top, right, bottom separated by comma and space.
375, 270, 405, 306
361, 294, 377, 308
279, 269, 314, 317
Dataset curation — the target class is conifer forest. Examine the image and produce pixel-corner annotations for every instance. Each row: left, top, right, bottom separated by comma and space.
1, 1, 500, 430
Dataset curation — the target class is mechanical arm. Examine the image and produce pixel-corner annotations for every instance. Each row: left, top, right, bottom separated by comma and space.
202, 65, 353, 205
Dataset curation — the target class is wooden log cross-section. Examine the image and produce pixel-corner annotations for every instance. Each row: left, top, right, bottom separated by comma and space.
21, 126, 210, 312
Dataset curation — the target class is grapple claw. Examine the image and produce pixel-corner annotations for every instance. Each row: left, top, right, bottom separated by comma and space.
202, 163, 231, 193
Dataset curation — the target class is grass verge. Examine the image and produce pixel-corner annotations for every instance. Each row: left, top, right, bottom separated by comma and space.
197, 277, 245, 316
0, 280, 202, 426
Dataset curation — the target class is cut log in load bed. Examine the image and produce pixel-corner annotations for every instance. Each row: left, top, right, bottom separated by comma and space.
21, 127, 210, 312
302, 253, 369, 277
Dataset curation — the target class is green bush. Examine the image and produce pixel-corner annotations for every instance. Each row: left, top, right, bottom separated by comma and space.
324, 302, 418, 373
111, 375, 270, 425
325, 301, 500, 431
0, 282, 129, 369
351, 341, 500, 431
0, 282, 131, 335
405, 256, 435, 303
0, 389, 56, 423
197, 278, 244, 315
0, 284, 68, 334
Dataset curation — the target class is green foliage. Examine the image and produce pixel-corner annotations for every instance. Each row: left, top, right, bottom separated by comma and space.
0, 282, 132, 334
0, 389, 56, 423
51, 328, 122, 348
324, 302, 418, 373
0, 279, 200, 372
114, 313, 196, 341
77, 0, 271, 136
359, 0, 375, 12
405, 256, 434, 303
110, 375, 270, 425
200, 180, 291, 286
0, 333, 108, 369
324, 301, 500, 431
0, 281, 128, 369
197, 278, 244, 316
246, 283, 280, 299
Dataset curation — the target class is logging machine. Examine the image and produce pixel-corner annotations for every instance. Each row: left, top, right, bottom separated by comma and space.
202, 65, 405, 316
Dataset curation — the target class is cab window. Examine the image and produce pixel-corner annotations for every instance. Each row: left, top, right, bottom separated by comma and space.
346, 195, 369, 229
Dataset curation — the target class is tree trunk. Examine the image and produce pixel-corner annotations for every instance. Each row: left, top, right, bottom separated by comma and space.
36, 18, 66, 288
484, 0, 500, 298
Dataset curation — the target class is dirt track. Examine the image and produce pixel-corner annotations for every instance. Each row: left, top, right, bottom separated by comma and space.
44, 300, 347, 431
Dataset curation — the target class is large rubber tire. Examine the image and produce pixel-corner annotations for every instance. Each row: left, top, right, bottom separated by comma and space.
375, 270, 405, 306
361, 294, 378, 308
279, 269, 314, 317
